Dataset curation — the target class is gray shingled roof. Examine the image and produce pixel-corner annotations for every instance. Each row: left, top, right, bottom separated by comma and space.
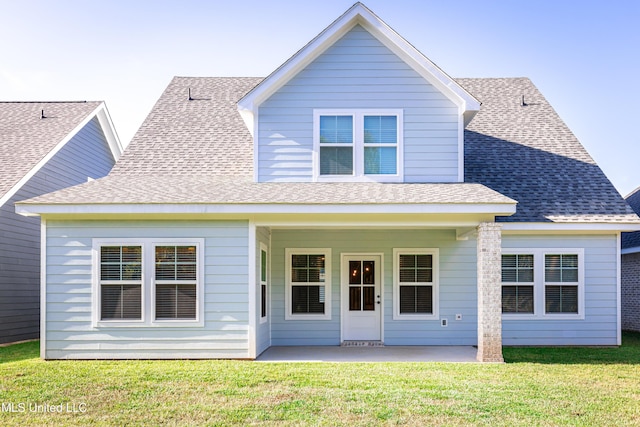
461, 78, 638, 223
21, 175, 513, 206
622, 188, 640, 248
0, 101, 102, 200
110, 77, 259, 178
18, 77, 640, 224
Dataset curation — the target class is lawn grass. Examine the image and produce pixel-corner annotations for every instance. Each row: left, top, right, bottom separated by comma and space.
0, 334, 639, 426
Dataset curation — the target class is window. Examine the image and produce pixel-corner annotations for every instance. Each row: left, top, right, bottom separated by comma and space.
285, 249, 332, 320
259, 243, 268, 323
501, 249, 584, 319
93, 238, 204, 327
154, 245, 197, 319
393, 249, 439, 320
314, 110, 403, 181
545, 254, 579, 313
501, 254, 534, 314
99, 246, 142, 320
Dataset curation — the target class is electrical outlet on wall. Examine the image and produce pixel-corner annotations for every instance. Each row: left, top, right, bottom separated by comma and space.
441, 318, 448, 327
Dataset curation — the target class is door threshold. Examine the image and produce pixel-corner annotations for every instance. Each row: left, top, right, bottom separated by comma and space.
341, 341, 384, 347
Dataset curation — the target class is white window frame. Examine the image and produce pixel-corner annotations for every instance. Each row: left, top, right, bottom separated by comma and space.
392, 248, 439, 320
312, 109, 403, 182
93, 239, 145, 326
502, 248, 585, 320
92, 238, 205, 328
285, 248, 332, 321
259, 242, 269, 324
500, 252, 535, 316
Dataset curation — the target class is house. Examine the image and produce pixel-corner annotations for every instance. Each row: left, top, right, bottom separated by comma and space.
621, 188, 640, 331
1, 101, 122, 344
16, 3, 640, 361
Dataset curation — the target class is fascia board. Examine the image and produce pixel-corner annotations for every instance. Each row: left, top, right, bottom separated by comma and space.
621, 246, 640, 255
237, 5, 362, 112
502, 222, 640, 233
95, 103, 123, 160
0, 104, 113, 209
356, 12, 480, 113
16, 202, 517, 217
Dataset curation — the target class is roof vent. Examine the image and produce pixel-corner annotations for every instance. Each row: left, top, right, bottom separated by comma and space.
520, 95, 527, 107
40, 109, 46, 119
188, 88, 193, 101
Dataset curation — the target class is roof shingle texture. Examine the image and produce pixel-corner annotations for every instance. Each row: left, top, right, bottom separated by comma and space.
461, 78, 638, 223
19, 77, 640, 224
0, 101, 101, 199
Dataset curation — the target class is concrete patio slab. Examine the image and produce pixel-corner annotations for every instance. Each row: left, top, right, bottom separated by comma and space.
256, 346, 478, 363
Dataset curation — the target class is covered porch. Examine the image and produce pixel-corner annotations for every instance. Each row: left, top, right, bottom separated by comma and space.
253, 218, 508, 363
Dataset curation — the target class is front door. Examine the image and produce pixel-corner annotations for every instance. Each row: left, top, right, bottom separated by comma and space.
342, 255, 382, 341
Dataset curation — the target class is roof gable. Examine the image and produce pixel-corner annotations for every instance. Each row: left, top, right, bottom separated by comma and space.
237, 2, 480, 132
0, 101, 122, 207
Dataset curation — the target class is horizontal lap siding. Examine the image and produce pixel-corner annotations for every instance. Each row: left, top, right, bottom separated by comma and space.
258, 24, 459, 183
45, 220, 250, 359
502, 234, 619, 345
0, 117, 114, 344
270, 229, 477, 346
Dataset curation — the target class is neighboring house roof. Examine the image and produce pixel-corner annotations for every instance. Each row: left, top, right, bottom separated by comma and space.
622, 187, 640, 249
238, 2, 480, 131
17, 77, 638, 226
0, 101, 122, 207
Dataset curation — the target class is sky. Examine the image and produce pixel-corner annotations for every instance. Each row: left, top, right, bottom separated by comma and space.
1, 0, 639, 195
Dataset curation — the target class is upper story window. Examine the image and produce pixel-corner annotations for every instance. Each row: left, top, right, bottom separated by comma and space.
313, 109, 403, 182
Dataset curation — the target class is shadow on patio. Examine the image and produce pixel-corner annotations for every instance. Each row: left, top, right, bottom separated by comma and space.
256, 346, 478, 362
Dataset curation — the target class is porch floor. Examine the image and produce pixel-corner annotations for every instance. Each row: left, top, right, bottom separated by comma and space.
256, 345, 478, 362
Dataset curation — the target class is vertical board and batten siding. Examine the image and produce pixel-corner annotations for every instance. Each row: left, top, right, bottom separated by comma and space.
44, 220, 250, 359
257, 24, 459, 183
255, 226, 271, 355
0, 117, 115, 344
270, 229, 477, 346
502, 234, 619, 345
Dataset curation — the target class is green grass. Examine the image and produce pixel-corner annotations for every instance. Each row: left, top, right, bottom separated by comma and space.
1, 334, 639, 426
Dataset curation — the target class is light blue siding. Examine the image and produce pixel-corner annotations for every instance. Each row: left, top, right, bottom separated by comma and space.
44, 220, 250, 359
270, 230, 619, 347
270, 229, 477, 346
502, 234, 619, 346
0, 117, 115, 344
258, 24, 459, 183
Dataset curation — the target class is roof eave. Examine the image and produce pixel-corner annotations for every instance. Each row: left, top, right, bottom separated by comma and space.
16, 201, 517, 217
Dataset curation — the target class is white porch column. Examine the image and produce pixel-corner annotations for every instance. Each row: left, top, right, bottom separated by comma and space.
476, 222, 504, 363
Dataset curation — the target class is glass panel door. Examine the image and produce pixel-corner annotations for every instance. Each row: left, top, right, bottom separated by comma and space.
342, 255, 382, 341
348, 260, 375, 312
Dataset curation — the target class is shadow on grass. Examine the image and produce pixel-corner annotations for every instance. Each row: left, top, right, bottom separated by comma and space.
0, 340, 39, 364
504, 331, 640, 365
